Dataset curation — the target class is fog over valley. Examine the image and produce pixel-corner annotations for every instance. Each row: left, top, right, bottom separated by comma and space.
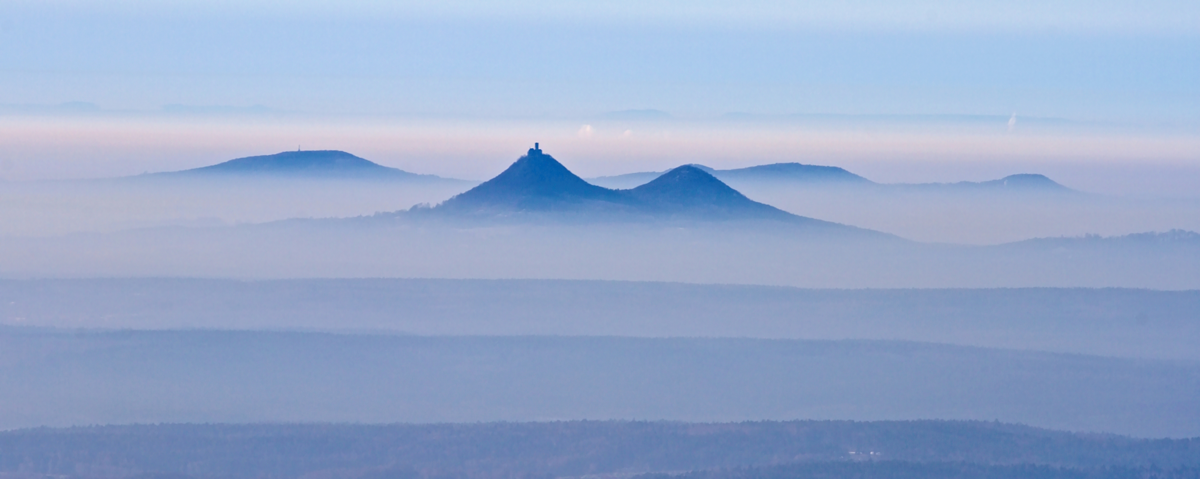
2, 328, 1198, 436
3, 147, 1198, 244
2, 2, 1197, 477
0, 148, 1196, 288
4, 279, 1198, 360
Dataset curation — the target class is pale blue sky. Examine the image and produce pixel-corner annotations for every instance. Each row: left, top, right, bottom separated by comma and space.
0, 0, 1197, 186
2, 0, 1197, 121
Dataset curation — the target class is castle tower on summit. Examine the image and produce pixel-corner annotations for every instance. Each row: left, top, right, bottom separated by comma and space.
529, 142, 542, 155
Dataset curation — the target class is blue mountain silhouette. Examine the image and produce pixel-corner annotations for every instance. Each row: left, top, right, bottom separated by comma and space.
625, 164, 793, 218
437, 147, 625, 212
169, 150, 443, 180
976, 174, 1068, 190
435, 146, 826, 222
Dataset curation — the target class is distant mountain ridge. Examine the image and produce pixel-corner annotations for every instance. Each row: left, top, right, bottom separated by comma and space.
158, 150, 456, 181
717, 163, 872, 184
433, 145, 823, 223
3, 420, 1197, 479
588, 163, 869, 189
1011, 229, 1200, 247
981, 174, 1063, 189
589, 164, 1071, 193
896, 173, 1072, 193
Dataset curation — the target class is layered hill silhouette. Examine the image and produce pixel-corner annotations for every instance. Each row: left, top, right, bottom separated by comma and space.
623, 164, 792, 218
590, 163, 1072, 194
972, 174, 1068, 190
433, 145, 826, 223
892, 173, 1073, 193
1008, 229, 1200, 248
156, 150, 457, 181
589, 163, 869, 189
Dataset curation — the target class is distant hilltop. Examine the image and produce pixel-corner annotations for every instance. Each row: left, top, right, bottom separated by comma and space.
151, 150, 461, 182
888, 173, 1072, 193
976, 174, 1067, 190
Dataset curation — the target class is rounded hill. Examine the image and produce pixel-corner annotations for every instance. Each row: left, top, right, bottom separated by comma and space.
179, 150, 428, 179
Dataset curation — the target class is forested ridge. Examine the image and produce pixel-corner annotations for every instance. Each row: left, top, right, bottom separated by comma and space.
636, 461, 1200, 479
0, 421, 1197, 479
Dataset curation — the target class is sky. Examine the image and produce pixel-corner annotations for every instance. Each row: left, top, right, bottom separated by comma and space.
0, 0, 1198, 194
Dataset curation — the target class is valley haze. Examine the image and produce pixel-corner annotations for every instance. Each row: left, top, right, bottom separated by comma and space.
0, 147, 1196, 289
2, 2, 1197, 477
4, 146, 1197, 243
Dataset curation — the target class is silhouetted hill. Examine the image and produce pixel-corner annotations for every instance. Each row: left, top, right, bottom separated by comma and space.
899, 174, 1074, 193
434, 146, 819, 223
626, 165, 794, 219
164, 150, 450, 181
436, 146, 624, 212
979, 174, 1065, 189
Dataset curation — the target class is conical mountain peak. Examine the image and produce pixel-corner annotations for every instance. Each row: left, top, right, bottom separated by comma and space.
487, 147, 602, 197
437, 145, 621, 213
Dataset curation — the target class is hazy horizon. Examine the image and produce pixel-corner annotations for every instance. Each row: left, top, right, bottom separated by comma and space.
5, 116, 1200, 200
3, 0, 1197, 198
1, 3, 1198, 475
